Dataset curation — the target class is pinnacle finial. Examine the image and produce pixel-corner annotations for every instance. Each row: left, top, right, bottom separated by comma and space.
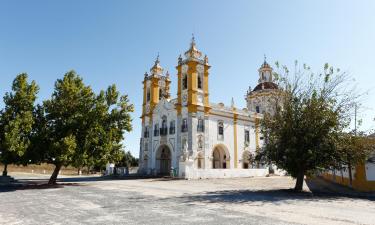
192, 33, 195, 45
264, 54, 267, 63
231, 97, 235, 108
155, 52, 160, 63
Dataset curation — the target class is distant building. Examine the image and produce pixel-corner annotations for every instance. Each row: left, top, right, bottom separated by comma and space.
322, 134, 375, 191
138, 37, 280, 179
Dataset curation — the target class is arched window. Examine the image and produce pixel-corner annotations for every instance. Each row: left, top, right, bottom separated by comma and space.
181, 118, 188, 132
159, 89, 163, 100
183, 74, 188, 90
154, 124, 159, 136
169, 120, 175, 134
144, 126, 149, 138
197, 119, 204, 132
255, 106, 260, 113
197, 75, 202, 89
161, 116, 167, 128
146, 88, 151, 102
161, 116, 168, 136
217, 121, 224, 140
244, 129, 250, 144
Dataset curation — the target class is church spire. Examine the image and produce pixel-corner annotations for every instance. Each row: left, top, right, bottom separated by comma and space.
184, 34, 202, 59
150, 53, 163, 75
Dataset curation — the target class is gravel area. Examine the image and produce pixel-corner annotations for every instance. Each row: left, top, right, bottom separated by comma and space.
0, 172, 374, 225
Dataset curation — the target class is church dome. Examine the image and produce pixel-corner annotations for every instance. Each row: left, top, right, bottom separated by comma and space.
253, 82, 278, 91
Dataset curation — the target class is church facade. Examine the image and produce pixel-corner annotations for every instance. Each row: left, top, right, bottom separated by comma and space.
138, 38, 280, 179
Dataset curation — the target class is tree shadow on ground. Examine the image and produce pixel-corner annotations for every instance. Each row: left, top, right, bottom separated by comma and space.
0, 182, 83, 193
0, 174, 160, 192
178, 188, 375, 205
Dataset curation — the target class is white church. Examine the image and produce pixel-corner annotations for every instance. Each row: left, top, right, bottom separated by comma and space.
138, 37, 281, 179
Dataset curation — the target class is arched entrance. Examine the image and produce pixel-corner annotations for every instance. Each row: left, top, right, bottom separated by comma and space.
156, 145, 171, 175
212, 145, 230, 169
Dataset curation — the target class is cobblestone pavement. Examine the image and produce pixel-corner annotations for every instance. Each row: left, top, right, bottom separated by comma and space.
0, 173, 374, 225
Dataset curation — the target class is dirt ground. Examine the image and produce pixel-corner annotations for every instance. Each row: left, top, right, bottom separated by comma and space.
0, 172, 374, 225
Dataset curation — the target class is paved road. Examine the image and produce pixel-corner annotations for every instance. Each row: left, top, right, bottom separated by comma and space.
0, 173, 374, 225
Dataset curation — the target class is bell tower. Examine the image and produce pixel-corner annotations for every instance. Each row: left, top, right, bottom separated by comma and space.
141, 55, 171, 122
258, 55, 273, 83
176, 36, 210, 115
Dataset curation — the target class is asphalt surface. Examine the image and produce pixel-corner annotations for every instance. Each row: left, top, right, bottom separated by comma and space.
0, 173, 374, 225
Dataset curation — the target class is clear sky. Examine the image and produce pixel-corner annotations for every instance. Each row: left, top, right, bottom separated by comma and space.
1, 0, 374, 157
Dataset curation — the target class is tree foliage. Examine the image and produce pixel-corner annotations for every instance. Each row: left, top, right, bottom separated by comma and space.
36, 71, 134, 184
0, 74, 39, 176
258, 62, 368, 191
116, 151, 138, 168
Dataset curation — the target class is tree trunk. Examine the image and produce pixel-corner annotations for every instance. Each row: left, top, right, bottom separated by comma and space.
48, 164, 62, 185
294, 170, 305, 191
2, 163, 8, 176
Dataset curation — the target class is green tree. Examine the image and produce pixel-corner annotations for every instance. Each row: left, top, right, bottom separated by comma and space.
82, 84, 134, 173
259, 62, 362, 191
42, 71, 134, 184
117, 151, 138, 168
43, 71, 95, 184
0, 74, 39, 176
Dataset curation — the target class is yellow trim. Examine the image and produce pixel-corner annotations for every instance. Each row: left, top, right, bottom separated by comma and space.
176, 64, 182, 115
203, 64, 210, 114
233, 110, 238, 168
187, 61, 197, 113
321, 163, 375, 192
255, 118, 260, 152
209, 112, 254, 122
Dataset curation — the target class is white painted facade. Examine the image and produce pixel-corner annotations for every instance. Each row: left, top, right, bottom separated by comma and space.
138, 39, 279, 179
365, 154, 375, 181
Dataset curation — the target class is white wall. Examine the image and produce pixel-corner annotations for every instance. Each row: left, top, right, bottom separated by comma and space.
183, 168, 269, 179
365, 162, 375, 181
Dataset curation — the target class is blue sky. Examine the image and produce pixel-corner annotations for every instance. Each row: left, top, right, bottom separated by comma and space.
1, 0, 374, 157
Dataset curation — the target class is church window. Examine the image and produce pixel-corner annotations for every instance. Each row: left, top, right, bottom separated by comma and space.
244, 129, 250, 144
154, 124, 159, 136
144, 142, 148, 152
146, 88, 151, 102
197, 119, 204, 132
183, 74, 188, 90
197, 75, 202, 89
159, 88, 163, 100
181, 118, 188, 132
218, 121, 224, 140
256, 106, 260, 113
160, 116, 168, 136
169, 120, 175, 134
144, 126, 149, 138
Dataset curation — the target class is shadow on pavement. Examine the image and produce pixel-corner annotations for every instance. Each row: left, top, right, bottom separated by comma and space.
0, 174, 160, 192
178, 188, 374, 205
0, 181, 83, 193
